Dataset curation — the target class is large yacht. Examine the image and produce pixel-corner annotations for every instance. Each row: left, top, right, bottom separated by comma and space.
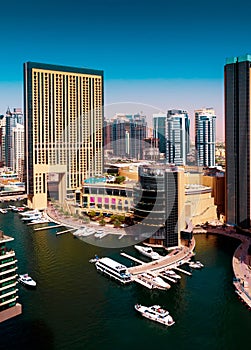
95, 257, 131, 284
135, 304, 175, 326
134, 245, 161, 260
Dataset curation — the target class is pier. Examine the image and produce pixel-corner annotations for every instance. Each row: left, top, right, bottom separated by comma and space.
120, 252, 145, 265
34, 224, 65, 231
56, 228, 76, 235
159, 273, 177, 283
173, 267, 192, 276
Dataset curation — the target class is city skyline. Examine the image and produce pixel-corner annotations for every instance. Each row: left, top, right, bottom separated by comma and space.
1, 0, 251, 141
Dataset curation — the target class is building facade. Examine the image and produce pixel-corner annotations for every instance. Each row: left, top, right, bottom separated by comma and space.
24, 62, 104, 209
133, 164, 185, 248
110, 114, 147, 159
0, 231, 22, 323
225, 55, 251, 228
195, 108, 216, 167
153, 113, 166, 156
12, 123, 24, 180
166, 109, 190, 165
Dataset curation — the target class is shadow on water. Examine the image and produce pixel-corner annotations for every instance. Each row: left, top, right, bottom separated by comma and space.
0, 318, 54, 350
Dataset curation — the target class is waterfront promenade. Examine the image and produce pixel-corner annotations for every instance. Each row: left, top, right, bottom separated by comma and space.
206, 227, 251, 309
128, 237, 196, 275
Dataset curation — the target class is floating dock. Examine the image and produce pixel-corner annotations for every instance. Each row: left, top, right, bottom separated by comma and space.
56, 228, 76, 235
34, 224, 65, 231
174, 267, 192, 276
120, 252, 145, 265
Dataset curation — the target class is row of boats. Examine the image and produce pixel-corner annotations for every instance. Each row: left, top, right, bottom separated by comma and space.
92, 245, 204, 327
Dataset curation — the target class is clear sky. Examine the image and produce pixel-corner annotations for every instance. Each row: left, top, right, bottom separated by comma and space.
0, 0, 250, 140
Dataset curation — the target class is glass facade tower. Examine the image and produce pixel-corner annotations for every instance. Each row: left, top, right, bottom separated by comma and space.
225, 55, 251, 228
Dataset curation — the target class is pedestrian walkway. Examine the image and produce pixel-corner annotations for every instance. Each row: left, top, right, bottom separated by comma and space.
207, 228, 251, 309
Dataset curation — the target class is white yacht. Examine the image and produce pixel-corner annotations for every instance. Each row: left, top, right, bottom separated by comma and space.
189, 261, 202, 269
22, 213, 42, 222
134, 245, 161, 260
19, 209, 40, 217
0, 208, 8, 214
141, 273, 170, 290
135, 304, 175, 326
163, 270, 181, 280
95, 257, 131, 284
18, 274, 36, 287
30, 217, 49, 224
73, 227, 96, 237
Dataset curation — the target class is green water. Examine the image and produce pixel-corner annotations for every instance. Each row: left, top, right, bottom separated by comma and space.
0, 206, 250, 350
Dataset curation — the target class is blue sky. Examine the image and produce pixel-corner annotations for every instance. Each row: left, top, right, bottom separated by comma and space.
0, 0, 250, 140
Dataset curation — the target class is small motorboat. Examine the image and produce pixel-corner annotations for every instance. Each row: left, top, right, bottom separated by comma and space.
18, 274, 37, 287
135, 304, 175, 326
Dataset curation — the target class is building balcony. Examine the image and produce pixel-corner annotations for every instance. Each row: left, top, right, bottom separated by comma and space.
0, 267, 18, 277
0, 250, 15, 260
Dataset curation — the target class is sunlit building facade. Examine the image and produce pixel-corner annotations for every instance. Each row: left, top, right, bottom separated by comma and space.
24, 62, 104, 209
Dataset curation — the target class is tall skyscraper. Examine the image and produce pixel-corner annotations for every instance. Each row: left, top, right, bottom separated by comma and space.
24, 62, 104, 209
225, 55, 251, 228
166, 109, 190, 165
195, 108, 216, 167
153, 113, 166, 155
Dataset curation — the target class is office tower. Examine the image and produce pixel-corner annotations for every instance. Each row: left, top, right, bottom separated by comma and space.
195, 108, 216, 167
133, 164, 185, 247
224, 54, 251, 228
111, 114, 147, 159
5, 108, 23, 169
153, 113, 166, 155
130, 114, 147, 159
166, 109, 190, 165
24, 62, 104, 210
12, 123, 24, 179
0, 115, 4, 167
0, 231, 22, 323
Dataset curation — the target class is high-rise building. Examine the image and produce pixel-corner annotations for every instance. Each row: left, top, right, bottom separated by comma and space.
166, 109, 190, 165
195, 108, 216, 167
133, 164, 185, 248
153, 113, 166, 155
225, 54, 251, 228
5, 108, 23, 169
24, 62, 104, 209
12, 123, 24, 179
0, 231, 22, 323
110, 114, 147, 159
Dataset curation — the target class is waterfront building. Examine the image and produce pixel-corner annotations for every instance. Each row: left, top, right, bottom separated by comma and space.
0, 231, 22, 323
166, 109, 190, 165
133, 164, 186, 247
24, 62, 104, 209
81, 177, 134, 214
195, 108, 216, 167
225, 55, 251, 228
153, 113, 166, 156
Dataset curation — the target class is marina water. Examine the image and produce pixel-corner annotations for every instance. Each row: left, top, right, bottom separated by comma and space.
0, 206, 251, 350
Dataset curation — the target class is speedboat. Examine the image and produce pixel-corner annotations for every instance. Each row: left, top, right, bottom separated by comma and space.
19, 209, 40, 217
195, 261, 204, 268
18, 274, 36, 287
135, 304, 175, 326
0, 208, 8, 214
134, 245, 161, 260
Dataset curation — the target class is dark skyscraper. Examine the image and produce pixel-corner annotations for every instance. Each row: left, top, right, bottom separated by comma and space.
225, 54, 251, 228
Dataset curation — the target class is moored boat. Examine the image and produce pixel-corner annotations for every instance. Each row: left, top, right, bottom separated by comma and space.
135, 304, 175, 326
134, 245, 161, 260
95, 257, 131, 284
